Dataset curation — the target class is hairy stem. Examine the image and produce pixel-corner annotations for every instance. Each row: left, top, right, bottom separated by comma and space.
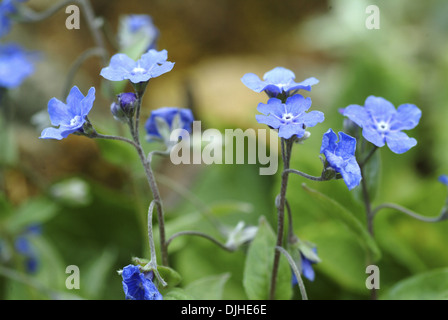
360, 166, 377, 300
284, 168, 325, 182
166, 231, 235, 253
372, 203, 448, 222
269, 138, 293, 300
275, 246, 308, 300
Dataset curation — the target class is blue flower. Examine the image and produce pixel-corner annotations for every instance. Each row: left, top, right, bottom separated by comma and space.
119, 14, 159, 51
292, 247, 318, 283
0, 0, 27, 38
100, 49, 174, 84
256, 94, 324, 139
121, 264, 162, 300
342, 96, 421, 154
321, 129, 362, 190
0, 43, 34, 88
439, 175, 448, 186
40, 86, 95, 140
14, 224, 41, 273
127, 15, 158, 47
145, 107, 194, 142
241, 67, 319, 98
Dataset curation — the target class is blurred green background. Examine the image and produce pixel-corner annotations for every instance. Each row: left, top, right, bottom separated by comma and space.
1, 0, 448, 300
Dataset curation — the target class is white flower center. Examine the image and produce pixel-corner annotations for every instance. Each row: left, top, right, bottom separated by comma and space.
132, 67, 146, 74
376, 121, 389, 132
70, 115, 82, 126
282, 113, 295, 123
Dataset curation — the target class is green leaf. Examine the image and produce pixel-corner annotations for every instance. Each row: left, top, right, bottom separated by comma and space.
157, 265, 182, 288
6, 197, 59, 233
0, 113, 18, 165
163, 287, 195, 300
300, 222, 370, 295
384, 268, 448, 300
243, 216, 292, 300
209, 201, 254, 216
82, 248, 118, 299
302, 183, 381, 262
29, 236, 67, 292
184, 273, 230, 300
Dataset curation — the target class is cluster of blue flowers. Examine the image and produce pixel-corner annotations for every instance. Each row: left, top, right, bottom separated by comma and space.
242, 66, 422, 286
37, 13, 198, 300
0, 0, 35, 89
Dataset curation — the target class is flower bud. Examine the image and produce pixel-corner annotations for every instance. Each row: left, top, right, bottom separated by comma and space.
111, 92, 138, 122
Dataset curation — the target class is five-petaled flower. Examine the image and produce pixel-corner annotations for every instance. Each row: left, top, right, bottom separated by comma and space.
145, 107, 194, 142
100, 49, 174, 84
39, 86, 95, 140
241, 67, 319, 98
0, 43, 34, 88
256, 94, 324, 140
320, 128, 361, 190
342, 96, 421, 154
121, 264, 162, 300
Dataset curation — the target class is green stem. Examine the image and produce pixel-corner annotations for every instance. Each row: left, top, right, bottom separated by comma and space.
360, 165, 377, 300
62, 47, 107, 98
146, 200, 167, 286
17, 0, 76, 22
77, 0, 108, 66
269, 138, 293, 300
284, 168, 325, 181
372, 203, 448, 222
275, 246, 308, 300
166, 231, 235, 253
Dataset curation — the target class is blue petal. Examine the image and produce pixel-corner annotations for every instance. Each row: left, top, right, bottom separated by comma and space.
364, 96, 396, 122
301, 257, 315, 281
391, 103, 421, 131
285, 77, 319, 92
81, 87, 96, 117
256, 114, 282, 129
385, 131, 417, 154
241, 73, 265, 92
361, 127, 385, 147
100, 53, 136, 81
140, 49, 168, 68
340, 157, 362, 190
257, 98, 284, 118
343, 104, 370, 128
150, 61, 175, 78
47, 97, 71, 126
320, 128, 338, 154
39, 127, 65, 140
278, 123, 305, 139
263, 67, 295, 83
300, 110, 325, 128
66, 86, 85, 118
285, 94, 311, 115
128, 72, 151, 83
336, 131, 357, 158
